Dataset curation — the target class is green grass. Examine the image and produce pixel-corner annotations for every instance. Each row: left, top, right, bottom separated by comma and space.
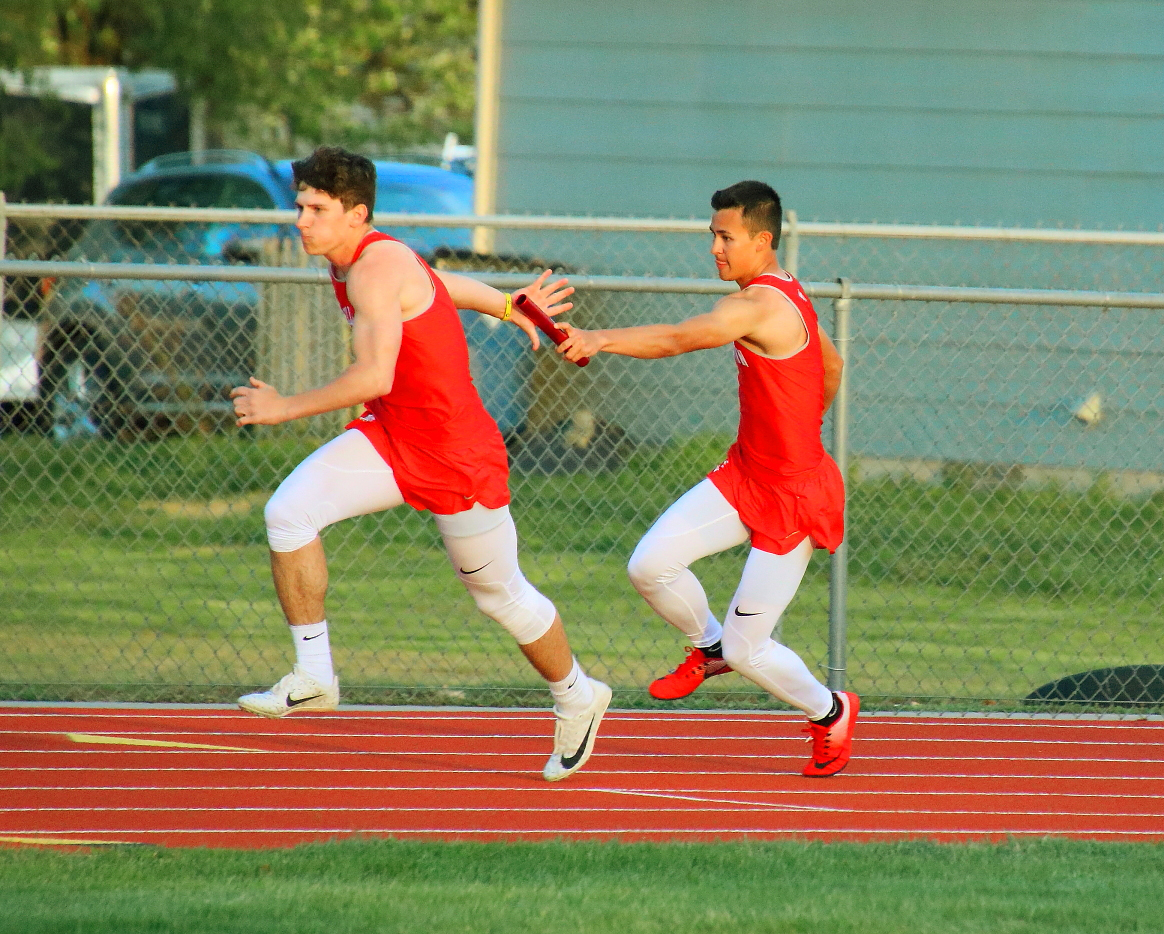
2, 838, 1162, 934
2, 433, 1162, 707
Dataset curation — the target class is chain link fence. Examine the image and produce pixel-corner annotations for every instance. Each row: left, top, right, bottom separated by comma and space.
2, 204, 1163, 711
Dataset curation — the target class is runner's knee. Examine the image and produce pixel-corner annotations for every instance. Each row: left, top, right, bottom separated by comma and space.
721, 628, 767, 673
264, 488, 321, 553
441, 511, 555, 645
627, 539, 683, 596
458, 571, 556, 645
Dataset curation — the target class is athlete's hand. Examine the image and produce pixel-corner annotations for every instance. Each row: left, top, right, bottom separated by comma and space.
555, 322, 604, 363
511, 269, 574, 350
230, 377, 289, 426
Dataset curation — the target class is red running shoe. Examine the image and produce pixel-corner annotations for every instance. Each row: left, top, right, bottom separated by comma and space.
648, 646, 731, 700
802, 691, 860, 777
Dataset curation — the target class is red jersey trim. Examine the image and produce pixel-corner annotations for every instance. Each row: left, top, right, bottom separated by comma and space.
741, 277, 810, 360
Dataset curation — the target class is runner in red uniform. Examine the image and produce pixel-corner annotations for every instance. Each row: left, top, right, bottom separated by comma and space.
231, 147, 610, 781
330, 228, 512, 516
557, 180, 858, 776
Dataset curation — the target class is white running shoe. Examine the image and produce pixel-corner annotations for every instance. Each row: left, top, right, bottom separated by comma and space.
543, 679, 612, 782
237, 666, 339, 718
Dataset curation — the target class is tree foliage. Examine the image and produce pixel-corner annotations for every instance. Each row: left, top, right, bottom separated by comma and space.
0, 0, 478, 152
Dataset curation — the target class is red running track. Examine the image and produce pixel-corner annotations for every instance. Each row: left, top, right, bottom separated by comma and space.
1, 705, 1161, 848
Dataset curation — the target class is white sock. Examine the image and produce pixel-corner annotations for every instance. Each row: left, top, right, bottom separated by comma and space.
291, 620, 334, 684
548, 657, 595, 718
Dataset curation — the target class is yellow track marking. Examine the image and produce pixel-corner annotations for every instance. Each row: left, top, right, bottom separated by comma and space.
65, 733, 266, 753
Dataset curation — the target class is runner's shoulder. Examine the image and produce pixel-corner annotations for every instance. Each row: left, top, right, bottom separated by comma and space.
359, 236, 415, 265
715, 288, 766, 314
350, 237, 418, 281
735, 280, 800, 321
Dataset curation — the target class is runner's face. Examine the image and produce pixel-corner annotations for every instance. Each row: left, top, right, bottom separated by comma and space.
294, 186, 368, 256
710, 208, 771, 281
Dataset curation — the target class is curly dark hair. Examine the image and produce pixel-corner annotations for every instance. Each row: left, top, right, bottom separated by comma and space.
711, 180, 782, 250
291, 146, 376, 220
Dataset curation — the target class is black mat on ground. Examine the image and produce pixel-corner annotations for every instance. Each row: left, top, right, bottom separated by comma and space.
1026, 665, 1164, 706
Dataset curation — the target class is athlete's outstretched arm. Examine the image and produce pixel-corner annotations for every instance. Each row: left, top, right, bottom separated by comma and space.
820, 326, 843, 412
434, 268, 574, 350
231, 249, 404, 425
556, 292, 762, 362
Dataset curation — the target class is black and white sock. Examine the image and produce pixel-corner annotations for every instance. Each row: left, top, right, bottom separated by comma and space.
810, 693, 842, 726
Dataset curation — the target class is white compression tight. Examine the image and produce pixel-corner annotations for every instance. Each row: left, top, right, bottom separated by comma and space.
264, 429, 556, 645
627, 479, 833, 718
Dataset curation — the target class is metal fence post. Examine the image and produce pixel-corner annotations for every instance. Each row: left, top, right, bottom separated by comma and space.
783, 210, 799, 278
828, 277, 852, 691
472, 0, 503, 255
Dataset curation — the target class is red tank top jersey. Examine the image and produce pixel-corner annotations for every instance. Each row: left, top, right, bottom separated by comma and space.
707, 271, 845, 554
331, 231, 510, 514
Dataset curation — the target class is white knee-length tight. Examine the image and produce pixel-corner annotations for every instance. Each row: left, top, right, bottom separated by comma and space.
627, 479, 833, 718
263, 430, 556, 645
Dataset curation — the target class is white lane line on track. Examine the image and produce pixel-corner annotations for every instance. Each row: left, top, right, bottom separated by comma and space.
6, 749, 1161, 765
5, 766, 1163, 780
7, 785, 1164, 801
7, 805, 1159, 819
4, 719, 1161, 737
4, 710, 1161, 727
2, 729, 1151, 747
585, 788, 844, 812
7, 827, 1163, 837
0, 835, 137, 846
0, 801, 842, 805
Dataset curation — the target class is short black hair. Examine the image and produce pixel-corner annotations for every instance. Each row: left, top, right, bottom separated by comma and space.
292, 146, 376, 220
711, 180, 782, 250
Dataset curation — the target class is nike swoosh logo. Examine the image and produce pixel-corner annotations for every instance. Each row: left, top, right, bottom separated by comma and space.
734, 608, 763, 616
460, 562, 491, 575
286, 693, 324, 707
302, 632, 325, 641
813, 757, 840, 770
560, 717, 595, 770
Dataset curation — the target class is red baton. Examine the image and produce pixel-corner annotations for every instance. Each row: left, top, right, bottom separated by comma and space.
513, 293, 589, 367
